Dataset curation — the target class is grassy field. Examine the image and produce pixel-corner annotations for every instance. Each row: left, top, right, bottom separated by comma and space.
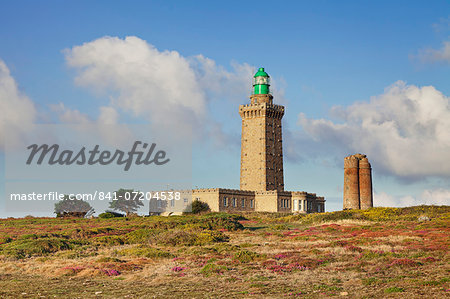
0, 206, 448, 298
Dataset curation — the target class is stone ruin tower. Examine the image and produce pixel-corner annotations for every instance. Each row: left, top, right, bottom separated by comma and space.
343, 154, 373, 210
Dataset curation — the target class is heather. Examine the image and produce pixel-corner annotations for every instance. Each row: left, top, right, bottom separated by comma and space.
0, 206, 448, 298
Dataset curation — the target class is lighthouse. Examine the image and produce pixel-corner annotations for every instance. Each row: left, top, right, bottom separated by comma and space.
151, 66, 325, 215
239, 67, 285, 191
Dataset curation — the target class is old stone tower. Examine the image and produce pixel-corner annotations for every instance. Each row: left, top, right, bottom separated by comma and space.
239, 68, 285, 192
343, 154, 373, 210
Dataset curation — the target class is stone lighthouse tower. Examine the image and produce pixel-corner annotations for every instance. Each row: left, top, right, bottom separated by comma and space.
239, 68, 285, 191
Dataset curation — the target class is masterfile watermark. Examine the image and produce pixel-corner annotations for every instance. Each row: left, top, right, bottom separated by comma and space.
26, 141, 170, 171
9, 191, 183, 201
4, 124, 193, 214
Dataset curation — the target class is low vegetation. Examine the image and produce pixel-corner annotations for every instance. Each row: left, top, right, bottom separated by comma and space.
0, 206, 448, 298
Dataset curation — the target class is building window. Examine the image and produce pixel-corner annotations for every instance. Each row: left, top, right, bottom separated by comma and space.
241, 198, 245, 208
318, 204, 324, 213
280, 199, 289, 209
183, 198, 188, 206
170, 199, 175, 207
232, 198, 236, 207
250, 199, 254, 208
223, 197, 228, 207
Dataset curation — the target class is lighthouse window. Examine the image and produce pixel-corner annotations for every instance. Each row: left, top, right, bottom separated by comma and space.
254, 76, 268, 85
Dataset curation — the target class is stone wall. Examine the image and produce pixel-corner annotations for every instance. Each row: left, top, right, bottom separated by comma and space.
218, 189, 255, 212
190, 188, 324, 213
344, 155, 360, 209
343, 154, 373, 210
239, 94, 285, 192
359, 157, 373, 209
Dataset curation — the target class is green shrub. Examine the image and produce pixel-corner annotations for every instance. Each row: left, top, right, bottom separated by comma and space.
184, 200, 210, 214
200, 263, 228, 276
195, 230, 229, 245
98, 211, 124, 218
123, 213, 244, 231
126, 228, 157, 244
70, 227, 115, 239
270, 224, 289, 230
196, 213, 244, 231
211, 243, 240, 254
116, 245, 173, 258
89, 227, 115, 234
93, 235, 125, 246
153, 229, 229, 246
233, 249, 260, 263
1, 238, 77, 258
18, 234, 39, 240
154, 230, 199, 246
54, 247, 98, 259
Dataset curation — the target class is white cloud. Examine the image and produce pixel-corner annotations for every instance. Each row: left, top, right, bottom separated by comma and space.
0, 60, 36, 147
189, 55, 253, 102
64, 36, 288, 149
298, 81, 450, 180
64, 36, 262, 145
421, 188, 450, 205
66, 36, 206, 121
374, 189, 450, 207
50, 102, 119, 125
50, 102, 90, 124
98, 106, 118, 124
416, 40, 450, 64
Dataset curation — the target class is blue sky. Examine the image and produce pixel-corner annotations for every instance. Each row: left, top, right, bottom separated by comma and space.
1, 0, 450, 217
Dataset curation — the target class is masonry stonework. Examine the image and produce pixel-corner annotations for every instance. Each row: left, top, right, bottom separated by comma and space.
343, 154, 373, 210
239, 94, 285, 192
